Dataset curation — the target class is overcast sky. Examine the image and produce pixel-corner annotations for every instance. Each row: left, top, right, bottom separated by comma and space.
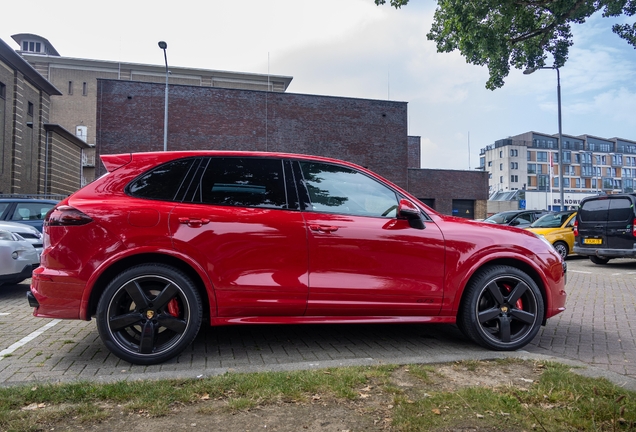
2, 0, 635, 170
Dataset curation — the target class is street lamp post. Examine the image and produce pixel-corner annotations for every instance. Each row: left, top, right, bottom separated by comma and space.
524, 66, 564, 210
158, 41, 169, 151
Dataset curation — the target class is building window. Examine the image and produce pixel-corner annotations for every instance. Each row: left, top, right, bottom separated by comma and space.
499, 176, 503, 183
510, 149, 518, 157
499, 163, 503, 170
27, 102, 34, 116
487, 161, 492, 167
563, 178, 570, 187
527, 151, 531, 161
563, 151, 571, 163
575, 178, 581, 188
537, 151, 547, 162
82, 82, 88, 96
527, 163, 536, 174
499, 151, 503, 158
68, 81, 73, 95
511, 162, 518, 169
511, 175, 518, 183
612, 154, 623, 165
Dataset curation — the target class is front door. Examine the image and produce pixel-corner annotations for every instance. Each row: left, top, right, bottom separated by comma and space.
297, 161, 445, 317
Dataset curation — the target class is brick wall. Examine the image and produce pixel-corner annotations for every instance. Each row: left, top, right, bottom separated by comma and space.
95, 79, 409, 188
408, 168, 489, 218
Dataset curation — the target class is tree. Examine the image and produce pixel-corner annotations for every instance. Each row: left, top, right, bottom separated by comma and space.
375, 0, 636, 89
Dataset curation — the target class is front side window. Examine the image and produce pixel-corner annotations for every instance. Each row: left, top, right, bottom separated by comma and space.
299, 162, 398, 218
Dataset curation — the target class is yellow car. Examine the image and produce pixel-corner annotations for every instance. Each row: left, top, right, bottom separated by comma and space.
526, 211, 577, 259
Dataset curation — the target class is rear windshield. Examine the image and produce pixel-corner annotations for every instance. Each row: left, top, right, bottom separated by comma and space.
579, 197, 634, 222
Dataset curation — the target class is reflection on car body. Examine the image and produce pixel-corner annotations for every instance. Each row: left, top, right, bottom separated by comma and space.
28, 151, 567, 364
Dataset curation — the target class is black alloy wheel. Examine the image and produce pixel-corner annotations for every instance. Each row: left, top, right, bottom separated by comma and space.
458, 265, 544, 351
96, 264, 202, 364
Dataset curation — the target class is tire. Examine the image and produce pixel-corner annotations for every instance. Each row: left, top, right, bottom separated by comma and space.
457, 265, 544, 351
553, 241, 569, 260
96, 264, 202, 365
589, 256, 610, 265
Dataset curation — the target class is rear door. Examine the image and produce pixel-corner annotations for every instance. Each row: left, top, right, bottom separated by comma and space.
577, 198, 609, 249
169, 157, 309, 317
606, 197, 636, 250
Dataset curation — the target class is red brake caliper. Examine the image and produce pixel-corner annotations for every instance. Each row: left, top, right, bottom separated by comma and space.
503, 284, 523, 309
167, 298, 181, 317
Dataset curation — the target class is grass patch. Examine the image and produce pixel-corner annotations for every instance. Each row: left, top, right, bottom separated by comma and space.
0, 360, 634, 431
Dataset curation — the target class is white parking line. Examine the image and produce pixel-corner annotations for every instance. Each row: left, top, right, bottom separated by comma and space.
568, 270, 593, 274
0, 313, 10, 316
0, 319, 61, 360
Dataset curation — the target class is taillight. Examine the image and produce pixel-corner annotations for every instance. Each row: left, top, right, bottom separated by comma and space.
633, 218, 636, 237
573, 219, 579, 237
46, 205, 93, 226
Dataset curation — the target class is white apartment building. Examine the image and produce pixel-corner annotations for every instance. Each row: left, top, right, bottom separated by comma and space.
480, 131, 636, 205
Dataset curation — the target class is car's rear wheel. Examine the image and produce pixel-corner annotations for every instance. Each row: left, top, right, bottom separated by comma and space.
589, 256, 610, 265
458, 265, 544, 351
553, 241, 569, 259
96, 264, 202, 365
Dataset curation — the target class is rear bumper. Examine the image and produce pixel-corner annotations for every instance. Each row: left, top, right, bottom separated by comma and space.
28, 268, 85, 319
573, 246, 636, 258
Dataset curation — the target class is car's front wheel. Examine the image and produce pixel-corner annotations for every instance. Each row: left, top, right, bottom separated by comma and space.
96, 264, 202, 364
458, 265, 544, 351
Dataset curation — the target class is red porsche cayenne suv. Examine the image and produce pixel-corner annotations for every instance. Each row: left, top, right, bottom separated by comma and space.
28, 151, 567, 364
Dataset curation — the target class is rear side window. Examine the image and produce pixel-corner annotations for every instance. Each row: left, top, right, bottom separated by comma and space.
579, 199, 609, 222
196, 157, 289, 209
128, 158, 197, 201
11, 202, 55, 221
608, 198, 634, 222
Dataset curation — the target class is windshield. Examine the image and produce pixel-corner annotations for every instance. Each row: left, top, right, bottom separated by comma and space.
484, 212, 517, 224
530, 212, 573, 228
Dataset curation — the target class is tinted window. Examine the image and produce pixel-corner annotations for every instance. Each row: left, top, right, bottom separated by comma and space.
579, 199, 609, 222
128, 158, 196, 201
608, 198, 634, 222
299, 161, 398, 217
196, 157, 288, 209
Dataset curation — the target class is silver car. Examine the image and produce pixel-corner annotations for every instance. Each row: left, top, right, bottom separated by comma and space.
0, 230, 39, 286
0, 221, 44, 257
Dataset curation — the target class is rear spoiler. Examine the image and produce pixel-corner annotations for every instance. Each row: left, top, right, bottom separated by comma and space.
100, 153, 132, 173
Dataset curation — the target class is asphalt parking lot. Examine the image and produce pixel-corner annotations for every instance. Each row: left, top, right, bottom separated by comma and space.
1, 256, 636, 389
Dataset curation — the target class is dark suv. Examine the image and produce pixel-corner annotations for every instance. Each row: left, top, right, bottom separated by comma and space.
573, 193, 636, 264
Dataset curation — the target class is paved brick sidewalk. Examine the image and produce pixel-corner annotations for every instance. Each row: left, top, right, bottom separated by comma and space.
1, 257, 635, 388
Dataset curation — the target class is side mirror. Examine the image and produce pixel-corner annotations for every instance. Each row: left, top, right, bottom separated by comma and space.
398, 199, 425, 229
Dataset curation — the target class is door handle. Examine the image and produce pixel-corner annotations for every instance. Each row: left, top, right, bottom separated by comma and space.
309, 224, 339, 233
179, 217, 210, 228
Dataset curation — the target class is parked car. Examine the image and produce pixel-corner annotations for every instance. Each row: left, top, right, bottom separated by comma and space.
0, 221, 44, 257
0, 230, 39, 286
526, 211, 577, 259
0, 199, 58, 232
483, 210, 551, 228
574, 193, 636, 264
28, 151, 567, 364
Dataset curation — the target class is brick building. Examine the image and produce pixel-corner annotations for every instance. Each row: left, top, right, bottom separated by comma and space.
1, 38, 88, 197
